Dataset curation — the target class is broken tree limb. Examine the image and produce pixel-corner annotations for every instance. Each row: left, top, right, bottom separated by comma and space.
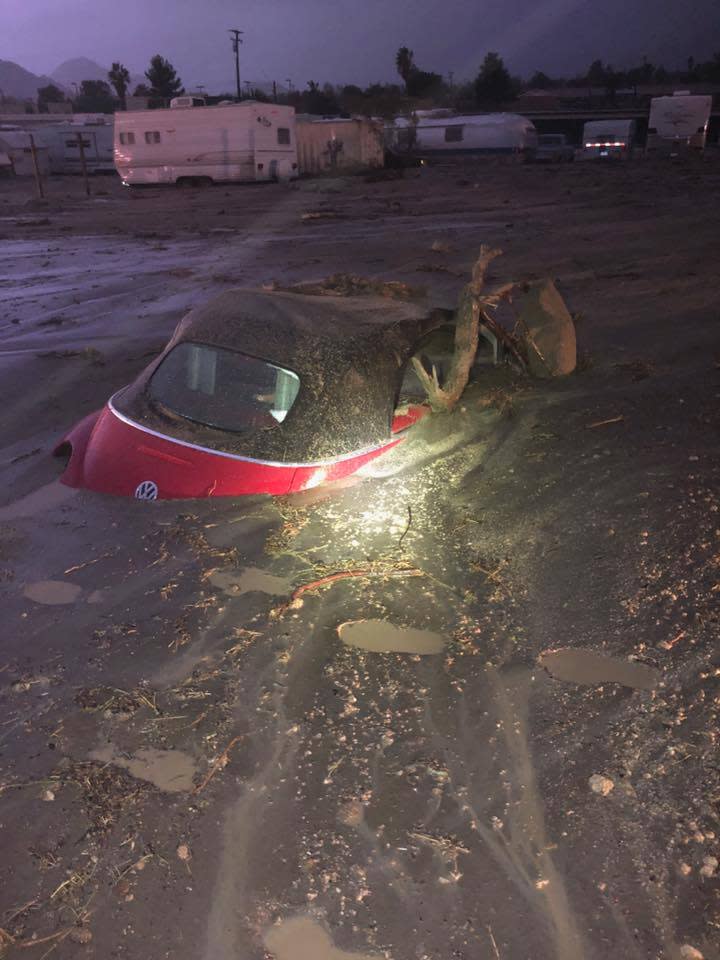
414, 245, 506, 412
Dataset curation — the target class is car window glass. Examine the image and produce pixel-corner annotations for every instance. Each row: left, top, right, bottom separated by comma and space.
149, 343, 300, 431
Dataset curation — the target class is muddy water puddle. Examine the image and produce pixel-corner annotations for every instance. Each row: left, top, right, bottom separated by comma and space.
339, 619, 443, 655
209, 566, 292, 597
264, 916, 379, 960
539, 648, 660, 691
90, 744, 198, 793
23, 579, 82, 605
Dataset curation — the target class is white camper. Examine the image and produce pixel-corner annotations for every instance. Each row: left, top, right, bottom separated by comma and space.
646, 92, 713, 156
41, 119, 115, 175
387, 112, 537, 160
579, 119, 636, 160
0, 129, 50, 177
114, 99, 298, 185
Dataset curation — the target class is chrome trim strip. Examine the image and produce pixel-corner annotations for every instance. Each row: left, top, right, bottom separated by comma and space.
107, 394, 395, 469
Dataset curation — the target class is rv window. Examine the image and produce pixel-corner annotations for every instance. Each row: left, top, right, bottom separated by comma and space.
277, 127, 291, 145
144, 131, 161, 144
119, 132, 135, 145
444, 125, 464, 143
149, 343, 300, 431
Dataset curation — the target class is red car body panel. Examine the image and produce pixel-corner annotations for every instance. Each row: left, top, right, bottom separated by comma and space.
55, 398, 429, 500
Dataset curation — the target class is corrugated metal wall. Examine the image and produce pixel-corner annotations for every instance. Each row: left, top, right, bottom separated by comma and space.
296, 119, 384, 174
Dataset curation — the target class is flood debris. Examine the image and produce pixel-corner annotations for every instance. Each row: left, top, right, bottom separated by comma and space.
516, 278, 577, 378
589, 774, 615, 796
273, 272, 424, 300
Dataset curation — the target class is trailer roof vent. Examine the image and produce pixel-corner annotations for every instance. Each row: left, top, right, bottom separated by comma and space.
170, 96, 206, 109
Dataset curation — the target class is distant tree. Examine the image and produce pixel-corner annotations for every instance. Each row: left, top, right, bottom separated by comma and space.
108, 62, 131, 110
586, 59, 607, 88
697, 52, 720, 83
406, 69, 444, 98
145, 54, 184, 105
37, 83, 66, 113
474, 52, 513, 105
300, 80, 340, 116
75, 80, 116, 113
654, 65, 669, 84
528, 70, 554, 89
132, 83, 152, 98
396, 46, 415, 90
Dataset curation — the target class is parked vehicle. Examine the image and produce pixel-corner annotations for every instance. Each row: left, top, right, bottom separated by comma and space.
646, 92, 713, 156
534, 133, 575, 162
53, 289, 451, 499
386, 112, 538, 161
41, 119, 115, 175
579, 119, 636, 160
113, 99, 299, 186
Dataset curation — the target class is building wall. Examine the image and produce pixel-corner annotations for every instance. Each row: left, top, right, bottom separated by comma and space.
296, 118, 384, 174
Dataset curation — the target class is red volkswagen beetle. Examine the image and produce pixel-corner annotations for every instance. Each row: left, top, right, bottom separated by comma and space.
54, 289, 444, 500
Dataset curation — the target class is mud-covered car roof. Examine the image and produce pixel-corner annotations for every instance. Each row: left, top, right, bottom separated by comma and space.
113, 288, 442, 462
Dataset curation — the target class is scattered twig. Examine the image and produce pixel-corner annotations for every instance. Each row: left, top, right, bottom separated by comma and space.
487, 924, 501, 959
270, 565, 424, 618
64, 552, 112, 576
586, 415, 624, 429
192, 737, 243, 794
398, 506, 413, 548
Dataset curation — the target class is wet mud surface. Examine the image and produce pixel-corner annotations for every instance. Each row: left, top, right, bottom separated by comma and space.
1, 163, 719, 959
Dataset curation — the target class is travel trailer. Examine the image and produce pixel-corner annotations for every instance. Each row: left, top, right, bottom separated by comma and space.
646, 92, 713, 156
41, 119, 115, 175
0, 129, 50, 177
386, 112, 538, 160
114, 99, 298, 185
579, 119, 636, 160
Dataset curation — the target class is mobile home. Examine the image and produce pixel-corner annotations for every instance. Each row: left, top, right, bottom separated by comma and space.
386, 112, 538, 160
295, 117, 384, 174
579, 119, 636, 160
0, 129, 50, 177
114, 99, 298, 186
646, 92, 713, 156
41, 119, 115, 175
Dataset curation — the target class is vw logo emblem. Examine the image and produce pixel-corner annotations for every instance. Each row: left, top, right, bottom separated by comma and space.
134, 480, 159, 501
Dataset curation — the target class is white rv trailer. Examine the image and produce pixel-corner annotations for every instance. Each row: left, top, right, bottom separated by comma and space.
40, 119, 115, 175
579, 119, 636, 160
646, 92, 713, 156
387, 112, 538, 160
114, 99, 298, 185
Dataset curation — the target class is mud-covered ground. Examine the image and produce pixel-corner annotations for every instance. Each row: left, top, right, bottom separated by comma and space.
1, 159, 719, 960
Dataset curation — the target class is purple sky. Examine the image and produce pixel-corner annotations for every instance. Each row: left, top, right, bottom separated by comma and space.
4, 0, 720, 91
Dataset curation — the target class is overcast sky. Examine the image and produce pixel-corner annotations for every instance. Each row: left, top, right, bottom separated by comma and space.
4, 0, 720, 91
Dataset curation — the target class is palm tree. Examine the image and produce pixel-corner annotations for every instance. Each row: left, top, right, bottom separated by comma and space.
396, 47, 415, 91
108, 62, 131, 110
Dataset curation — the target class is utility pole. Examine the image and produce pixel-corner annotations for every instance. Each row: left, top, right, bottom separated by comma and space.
229, 28, 243, 101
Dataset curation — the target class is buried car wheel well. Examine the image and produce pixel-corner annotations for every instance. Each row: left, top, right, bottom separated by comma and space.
53, 440, 72, 467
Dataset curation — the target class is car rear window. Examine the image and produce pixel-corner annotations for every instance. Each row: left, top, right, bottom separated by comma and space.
149, 343, 300, 431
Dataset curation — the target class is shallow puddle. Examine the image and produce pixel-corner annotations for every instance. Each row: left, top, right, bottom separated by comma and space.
23, 580, 82, 605
0, 481, 77, 521
90, 745, 198, 793
209, 567, 292, 597
338, 619, 443, 655
264, 916, 378, 960
539, 648, 660, 691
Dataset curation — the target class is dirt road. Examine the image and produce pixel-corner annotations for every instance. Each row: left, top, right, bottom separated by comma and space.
1, 160, 719, 960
